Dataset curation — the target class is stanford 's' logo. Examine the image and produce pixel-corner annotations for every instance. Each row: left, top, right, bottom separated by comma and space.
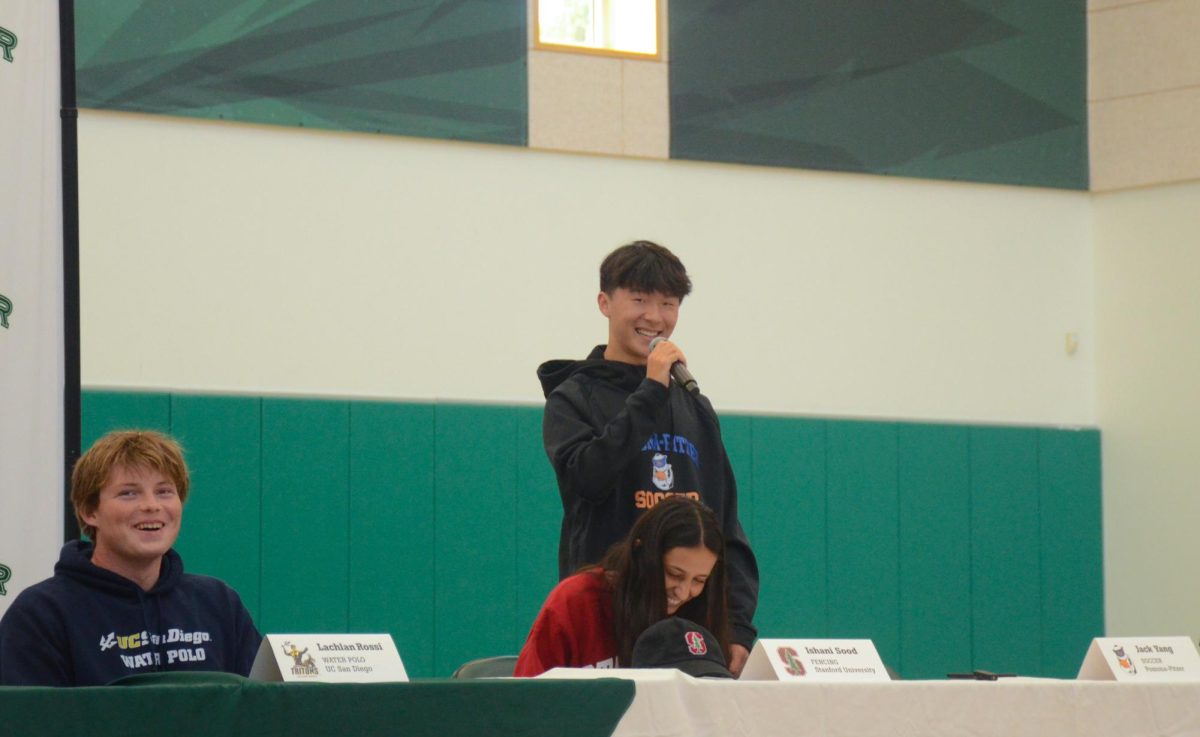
685, 631, 707, 655
777, 646, 806, 676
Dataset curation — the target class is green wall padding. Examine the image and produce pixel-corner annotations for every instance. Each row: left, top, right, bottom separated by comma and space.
669, 0, 1088, 189
971, 427, 1041, 674
81, 390, 1103, 678
897, 424, 971, 679
75, 0, 528, 146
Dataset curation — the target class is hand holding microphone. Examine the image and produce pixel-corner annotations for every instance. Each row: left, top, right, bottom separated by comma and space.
648, 337, 700, 395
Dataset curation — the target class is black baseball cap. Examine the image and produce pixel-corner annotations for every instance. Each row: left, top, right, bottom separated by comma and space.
631, 618, 733, 679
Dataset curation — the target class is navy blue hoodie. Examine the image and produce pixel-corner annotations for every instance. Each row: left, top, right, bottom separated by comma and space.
0, 541, 261, 686
539, 345, 760, 648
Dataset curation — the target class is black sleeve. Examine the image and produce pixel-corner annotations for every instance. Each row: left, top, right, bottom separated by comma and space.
0, 592, 73, 686
700, 400, 759, 649
721, 480, 761, 649
543, 377, 670, 506
227, 587, 263, 677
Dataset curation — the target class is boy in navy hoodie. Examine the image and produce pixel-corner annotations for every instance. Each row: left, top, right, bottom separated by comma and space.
0, 430, 261, 686
537, 241, 759, 676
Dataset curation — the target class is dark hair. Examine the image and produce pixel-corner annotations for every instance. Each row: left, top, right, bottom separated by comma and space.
601, 496, 731, 667
599, 241, 692, 300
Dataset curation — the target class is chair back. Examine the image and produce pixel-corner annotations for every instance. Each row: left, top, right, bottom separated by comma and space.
452, 655, 519, 679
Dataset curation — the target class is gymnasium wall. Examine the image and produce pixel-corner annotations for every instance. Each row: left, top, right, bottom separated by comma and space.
83, 390, 1102, 679
69, 0, 1109, 679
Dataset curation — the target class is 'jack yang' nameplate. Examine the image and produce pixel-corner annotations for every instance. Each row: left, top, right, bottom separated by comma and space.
1077, 637, 1200, 682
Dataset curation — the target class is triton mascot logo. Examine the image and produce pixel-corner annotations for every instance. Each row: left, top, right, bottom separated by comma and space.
0, 563, 11, 595
651, 453, 674, 491
283, 641, 319, 677
0, 26, 16, 63
0, 292, 12, 329
685, 631, 707, 656
777, 646, 807, 677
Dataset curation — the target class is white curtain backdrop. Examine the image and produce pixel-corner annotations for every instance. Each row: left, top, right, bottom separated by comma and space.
0, 0, 65, 618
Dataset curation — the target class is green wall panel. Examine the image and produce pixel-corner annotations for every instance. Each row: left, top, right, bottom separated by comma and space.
669, 0, 1087, 189
825, 421, 900, 667
260, 398, 350, 634
169, 395, 262, 622
898, 423, 971, 679
515, 406, 560, 638
75, 0, 528, 146
971, 426, 1041, 675
433, 405, 518, 676
348, 401, 437, 679
719, 415, 754, 541
1039, 428, 1103, 678
81, 390, 171, 449
749, 417, 827, 638
80, 390, 1103, 679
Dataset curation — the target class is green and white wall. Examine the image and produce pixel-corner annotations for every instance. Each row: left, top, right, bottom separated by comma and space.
68, 0, 1199, 677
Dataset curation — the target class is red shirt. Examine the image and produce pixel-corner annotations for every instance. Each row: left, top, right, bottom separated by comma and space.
514, 569, 617, 677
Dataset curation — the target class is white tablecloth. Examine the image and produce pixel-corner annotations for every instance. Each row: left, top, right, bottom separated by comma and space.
539, 669, 1200, 737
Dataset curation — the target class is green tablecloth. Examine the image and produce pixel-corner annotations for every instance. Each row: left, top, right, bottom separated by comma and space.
0, 675, 635, 737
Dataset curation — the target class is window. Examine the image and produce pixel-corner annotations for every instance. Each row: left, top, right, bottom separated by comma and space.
535, 0, 660, 58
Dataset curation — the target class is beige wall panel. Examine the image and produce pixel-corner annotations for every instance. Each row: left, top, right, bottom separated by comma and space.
1094, 179, 1200, 639
1090, 87, 1200, 190
528, 50, 623, 155
621, 60, 669, 158
78, 111, 1094, 425
1088, 0, 1161, 12
1089, 0, 1200, 100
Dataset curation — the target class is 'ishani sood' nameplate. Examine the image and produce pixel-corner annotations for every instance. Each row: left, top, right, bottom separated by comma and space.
1077, 637, 1200, 682
250, 633, 408, 683
740, 639, 890, 682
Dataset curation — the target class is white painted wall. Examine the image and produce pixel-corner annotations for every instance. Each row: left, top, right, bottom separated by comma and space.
78, 109, 1095, 426
1094, 179, 1200, 639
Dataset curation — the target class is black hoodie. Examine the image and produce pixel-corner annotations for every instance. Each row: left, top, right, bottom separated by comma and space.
0, 541, 261, 686
538, 345, 759, 648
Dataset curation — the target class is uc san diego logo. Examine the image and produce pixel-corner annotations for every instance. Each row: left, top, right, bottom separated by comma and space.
0, 563, 12, 595
282, 641, 319, 677
651, 453, 674, 491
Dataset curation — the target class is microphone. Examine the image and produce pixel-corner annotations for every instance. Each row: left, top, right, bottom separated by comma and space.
649, 337, 700, 395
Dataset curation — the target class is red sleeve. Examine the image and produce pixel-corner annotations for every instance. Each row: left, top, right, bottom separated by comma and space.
514, 594, 571, 677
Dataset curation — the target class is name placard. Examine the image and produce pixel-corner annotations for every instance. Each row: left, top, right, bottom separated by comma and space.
1077, 636, 1200, 682
249, 633, 408, 683
740, 639, 890, 682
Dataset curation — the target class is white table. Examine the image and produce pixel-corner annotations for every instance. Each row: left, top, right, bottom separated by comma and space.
540, 669, 1200, 737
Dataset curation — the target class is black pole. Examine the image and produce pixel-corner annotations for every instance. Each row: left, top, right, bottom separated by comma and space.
59, 0, 81, 541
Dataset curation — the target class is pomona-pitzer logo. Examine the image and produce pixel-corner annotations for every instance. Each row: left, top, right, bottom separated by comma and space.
0, 563, 12, 595
0, 25, 17, 63
282, 641, 319, 677
1, 292, 13, 329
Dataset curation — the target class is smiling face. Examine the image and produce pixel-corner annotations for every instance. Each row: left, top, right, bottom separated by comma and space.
663, 544, 717, 616
84, 464, 182, 580
599, 288, 681, 365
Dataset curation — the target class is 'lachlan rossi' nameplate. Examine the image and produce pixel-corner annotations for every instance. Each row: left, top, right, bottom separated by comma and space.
250, 633, 408, 683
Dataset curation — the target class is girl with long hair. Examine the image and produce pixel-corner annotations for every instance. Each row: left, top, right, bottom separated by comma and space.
514, 496, 731, 676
